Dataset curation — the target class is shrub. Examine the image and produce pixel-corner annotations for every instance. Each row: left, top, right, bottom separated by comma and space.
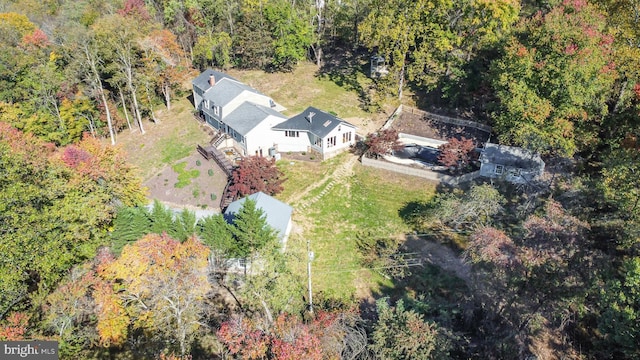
210, 193, 217, 200
196, 160, 202, 166
208, 169, 214, 176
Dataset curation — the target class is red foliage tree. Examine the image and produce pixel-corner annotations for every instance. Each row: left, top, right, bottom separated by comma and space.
21, 29, 48, 48
437, 137, 476, 171
0, 312, 29, 341
217, 316, 269, 360
365, 128, 403, 158
229, 156, 285, 198
118, 0, 151, 21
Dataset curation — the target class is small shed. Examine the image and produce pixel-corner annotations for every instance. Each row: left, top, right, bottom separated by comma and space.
370, 55, 389, 78
479, 143, 545, 184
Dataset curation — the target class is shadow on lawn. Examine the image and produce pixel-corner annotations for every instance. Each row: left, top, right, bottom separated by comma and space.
316, 46, 372, 112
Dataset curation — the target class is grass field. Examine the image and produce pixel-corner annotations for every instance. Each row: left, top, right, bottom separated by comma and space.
279, 156, 437, 303
115, 96, 210, 181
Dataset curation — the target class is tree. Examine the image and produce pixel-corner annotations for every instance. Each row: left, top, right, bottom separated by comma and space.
263, 0, 313, 71
420, 184, 505, 232
358, 0, 518, 99
370, 298, 448, 359
139, 29, 188, 111
364, 128, 403, 158
197, 214, 236, 272
437, 136, 476, 172
230, 198, 277, 260
0, 123, 145, 318
464, 200, 595, 358
193, 32, 233, 70
99, 234, 211, 356
229, 156, 285, 198
93, 14, 146, 135
490, 0, 616, 156
597, 257, 640, 358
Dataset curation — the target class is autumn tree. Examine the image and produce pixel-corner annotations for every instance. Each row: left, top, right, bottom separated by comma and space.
0, 123, 145, 318
437, 136, 476, 172
491, 0, 616, 156
99, 234, 211, 356
364, 128, 403, 158
464, 200, 595, 358
229, 156, 285, 198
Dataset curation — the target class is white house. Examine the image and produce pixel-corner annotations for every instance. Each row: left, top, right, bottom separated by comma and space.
192, 70, 287, 156
272, 106, 357, 160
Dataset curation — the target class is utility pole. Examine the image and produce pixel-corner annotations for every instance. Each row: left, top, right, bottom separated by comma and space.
307, 239, 314, 314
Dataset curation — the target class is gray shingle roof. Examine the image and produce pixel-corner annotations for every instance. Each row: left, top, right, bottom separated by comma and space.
224, 103, 285, 135
192, 69, 236, 93
224, 192, 292, 240
481, 143, 544, 170
202, 78, 263, 108
272, 106, 356, 138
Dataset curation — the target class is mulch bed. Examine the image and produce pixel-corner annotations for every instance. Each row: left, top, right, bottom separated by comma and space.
391, 111, 492, 145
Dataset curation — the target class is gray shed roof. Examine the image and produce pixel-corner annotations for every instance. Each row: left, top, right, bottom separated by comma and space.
192, 69, 237, 93
224, 192, 293, 239
224, 102, 285, 135
202, 78, 263, 108
480, 143, 544, 170
272, 106, 356, 138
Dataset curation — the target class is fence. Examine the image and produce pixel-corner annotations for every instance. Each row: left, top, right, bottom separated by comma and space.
383, 105, 492, 134
361, 156, 480, 186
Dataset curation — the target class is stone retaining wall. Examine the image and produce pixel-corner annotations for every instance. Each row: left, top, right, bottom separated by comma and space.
361, 156, 480, 186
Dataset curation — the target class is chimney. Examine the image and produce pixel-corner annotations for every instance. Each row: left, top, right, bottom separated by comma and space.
209, 75, 215, 87
306, 111, 316, 123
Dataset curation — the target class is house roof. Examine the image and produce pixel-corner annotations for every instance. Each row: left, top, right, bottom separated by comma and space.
480, 143, 544, 170
192, 69, 237, 92
202, 78, 264, 108
272, 106, 356, 138
224, 102, 285, 135
224, 192, 293, 240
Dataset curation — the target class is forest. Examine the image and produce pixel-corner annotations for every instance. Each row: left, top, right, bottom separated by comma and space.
0, 0, 639, 358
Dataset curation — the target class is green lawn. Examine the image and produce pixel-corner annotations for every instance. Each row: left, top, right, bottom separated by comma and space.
228, 62, 373, 119
116, 96, 210, 181
281, 159, 437, 303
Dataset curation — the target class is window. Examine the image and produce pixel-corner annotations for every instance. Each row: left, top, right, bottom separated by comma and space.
285, 131, 299, 137
508, 168, 521, 177
495, 165, 504, 175
342, 132, 352, 143
205, 100, 210, 109
214, 106, 220, 116
314, 136, 322, 147
327, 136, 336, 148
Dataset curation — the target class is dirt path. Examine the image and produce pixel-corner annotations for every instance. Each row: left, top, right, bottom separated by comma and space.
403, 235, 471, 284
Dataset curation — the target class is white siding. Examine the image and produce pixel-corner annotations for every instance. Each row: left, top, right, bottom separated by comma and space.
245, 115, 287, 156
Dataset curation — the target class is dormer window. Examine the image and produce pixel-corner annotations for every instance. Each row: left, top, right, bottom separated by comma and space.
214, 106, 220, 116
205, 100, 210, 109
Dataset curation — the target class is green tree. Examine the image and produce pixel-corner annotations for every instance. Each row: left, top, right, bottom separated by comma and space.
491, 1, 616, 156
264, 0, 312, 71
597, 257, 640, 358
371, 298, 449, 359
230, 198, 277, 261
